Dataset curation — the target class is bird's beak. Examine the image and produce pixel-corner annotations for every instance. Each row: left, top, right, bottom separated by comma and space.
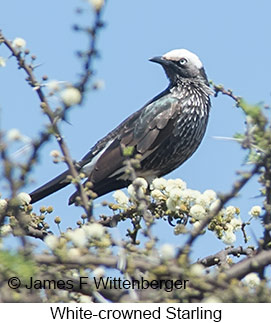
149, 56, 167, 65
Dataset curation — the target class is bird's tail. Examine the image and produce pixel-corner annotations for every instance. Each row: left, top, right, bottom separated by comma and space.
30, 170, 71, 204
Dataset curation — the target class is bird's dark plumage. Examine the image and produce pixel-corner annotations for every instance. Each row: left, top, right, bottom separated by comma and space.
30, 49, 213, 205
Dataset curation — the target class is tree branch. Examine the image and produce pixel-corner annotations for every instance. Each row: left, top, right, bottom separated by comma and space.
223, 248, 271, 281
0, 30, 92, 217
198, 246, 255, 268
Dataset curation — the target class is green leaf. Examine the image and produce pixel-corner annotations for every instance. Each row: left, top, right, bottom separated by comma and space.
0, 250, 36, 282
239, 99, 261, 119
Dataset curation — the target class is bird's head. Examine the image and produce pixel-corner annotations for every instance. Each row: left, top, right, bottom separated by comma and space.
150, 49, 208, 85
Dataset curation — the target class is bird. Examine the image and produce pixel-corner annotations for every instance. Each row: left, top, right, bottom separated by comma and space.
30, 49, 213, 205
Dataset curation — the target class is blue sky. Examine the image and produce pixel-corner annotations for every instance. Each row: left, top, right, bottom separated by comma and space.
1, 0, 271, 259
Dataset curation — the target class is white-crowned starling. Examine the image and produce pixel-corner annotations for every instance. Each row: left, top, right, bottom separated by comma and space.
30, 49, 213, 204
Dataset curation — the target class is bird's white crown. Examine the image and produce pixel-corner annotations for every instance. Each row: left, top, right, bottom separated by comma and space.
162, 49, 203, 69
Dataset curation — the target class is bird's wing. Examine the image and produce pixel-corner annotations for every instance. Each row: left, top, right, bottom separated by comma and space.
132, 95, 178, 153
88, 94, 179, 184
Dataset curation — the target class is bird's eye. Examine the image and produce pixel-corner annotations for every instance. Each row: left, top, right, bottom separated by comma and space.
179, 58, 187, 65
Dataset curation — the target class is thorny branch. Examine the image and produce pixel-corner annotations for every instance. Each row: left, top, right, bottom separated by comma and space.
75, 4, 106, 102
0, 25, 103, 218
212, 82, 271, 250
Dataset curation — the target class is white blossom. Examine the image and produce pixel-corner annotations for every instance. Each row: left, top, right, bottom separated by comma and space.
179, 189, 200, 203
128, 178, 148, 199
71, 271, 80, 279
165, 178, 187, 192
203, 189, 217, 203
50, 150, 61, 158
221, 230, 236, 245
60, 87, 81, 106
127, 184, 136, 199
45, 80, 63, 92
190, 204, 206, 220
0, 224, 12, 236
230, 217, 242, 231
151, 189, 165, 200
190, 264, 204, 276
225, 206, 236, 217
174, 223, 187, 235
67, 247, 81, 260
113, 190, 129, 208
151, 178, 167, 190
12, 37, 26, 51
0, 199, 8, 213
166, 197, 179, 212
44, 235, 59, 250
0, 57, 6, 67
65, 228, 88, 248
160, 243, 175, 260
92, 266, 105, 278
169, 188, 182, 201
249, 205, 261, 218
88, 0, 104, 11
83, 223, 105, 239
195, 194, 211, 208
133, 177, 148, 189
243, 272, 260, 288
17, 192, 31, 205
7, 128, 22, 141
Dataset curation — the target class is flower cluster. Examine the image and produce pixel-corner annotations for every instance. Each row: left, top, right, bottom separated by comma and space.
44, 222, 110, 257
42, 80, 82, 107
111, 177, 244, 245
151, 178, 218, 220
150, 178, 243, 244
112, 190, 129, 209
208, 205, 242, 245
65, 223, 108, 248
112, 177, 148, 209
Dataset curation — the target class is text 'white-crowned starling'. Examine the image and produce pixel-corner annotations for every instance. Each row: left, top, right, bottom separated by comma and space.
30, 49, 213, 205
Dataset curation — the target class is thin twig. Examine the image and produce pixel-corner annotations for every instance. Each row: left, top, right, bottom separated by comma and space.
211, 82, 241, 104
76, 6, 105, 102
0, 30, 92, 217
